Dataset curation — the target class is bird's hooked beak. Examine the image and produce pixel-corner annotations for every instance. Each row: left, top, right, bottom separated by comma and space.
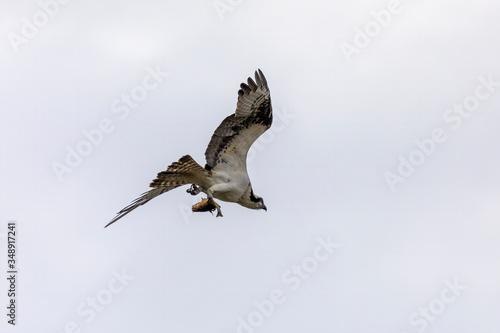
262, 204, 267, 212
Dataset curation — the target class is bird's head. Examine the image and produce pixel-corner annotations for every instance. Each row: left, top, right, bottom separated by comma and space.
256, 196, 267, 212
241, 188, 267, 211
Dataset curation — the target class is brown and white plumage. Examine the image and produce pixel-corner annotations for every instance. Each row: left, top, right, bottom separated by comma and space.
105, 69, 272, 227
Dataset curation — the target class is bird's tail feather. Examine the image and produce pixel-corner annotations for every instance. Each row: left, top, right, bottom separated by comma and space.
105, 155, 205, 227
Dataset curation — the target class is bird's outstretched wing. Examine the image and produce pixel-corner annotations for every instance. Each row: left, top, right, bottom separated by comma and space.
204, 69, 272, 171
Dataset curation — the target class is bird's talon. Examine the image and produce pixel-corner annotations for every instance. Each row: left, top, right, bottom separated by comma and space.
187, 184, 200, 195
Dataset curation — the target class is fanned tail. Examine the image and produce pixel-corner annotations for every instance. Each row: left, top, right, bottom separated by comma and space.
150, 155, 205, 188
105, 155, 205, 227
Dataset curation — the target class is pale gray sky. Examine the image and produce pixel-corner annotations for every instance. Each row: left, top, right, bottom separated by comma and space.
1, 1, 500, 332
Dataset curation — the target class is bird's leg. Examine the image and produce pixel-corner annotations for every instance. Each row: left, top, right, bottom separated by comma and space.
206, 187, 214, 199
209, 199, 223, 217
206, 188, 223, 217
186, 184, 201, 195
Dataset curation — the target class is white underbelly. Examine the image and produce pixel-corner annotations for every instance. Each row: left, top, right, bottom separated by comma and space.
202, 169, 249, 203
213, 190, 244, 203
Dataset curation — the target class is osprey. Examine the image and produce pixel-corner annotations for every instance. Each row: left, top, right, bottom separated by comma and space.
105, 69, 272, 227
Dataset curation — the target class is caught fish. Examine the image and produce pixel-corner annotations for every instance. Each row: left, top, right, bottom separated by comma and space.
192, 198, 223, 217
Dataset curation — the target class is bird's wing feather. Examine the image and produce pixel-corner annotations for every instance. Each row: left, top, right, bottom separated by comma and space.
204, 69, 272, 171
104, 188, 173, 227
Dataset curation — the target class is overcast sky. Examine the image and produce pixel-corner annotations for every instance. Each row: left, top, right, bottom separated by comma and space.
1, 0, 500, 332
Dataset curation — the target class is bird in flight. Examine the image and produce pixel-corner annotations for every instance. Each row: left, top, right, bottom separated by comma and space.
105, 69, 272, 227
